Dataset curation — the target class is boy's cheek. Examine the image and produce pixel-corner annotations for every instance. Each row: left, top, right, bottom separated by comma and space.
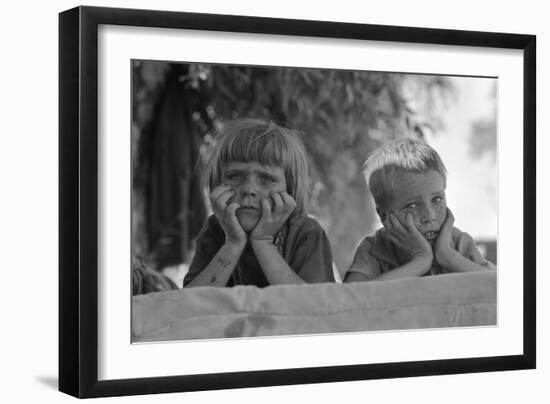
380, 210, 405, 228
392, 211, 409, 225
377, 210, 389, 227
396, 211, 424, 229
434, 205, 448, 227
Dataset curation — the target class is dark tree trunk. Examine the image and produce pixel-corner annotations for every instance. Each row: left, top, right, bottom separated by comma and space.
134, 66, 207, 270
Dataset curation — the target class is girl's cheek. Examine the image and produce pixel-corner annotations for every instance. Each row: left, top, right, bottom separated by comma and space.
223, 184, 237, 203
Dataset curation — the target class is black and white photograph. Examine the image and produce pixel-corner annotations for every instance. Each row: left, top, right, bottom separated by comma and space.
130, 60, 498, 342
4, 0, 549, 402
54, 4, 537, 399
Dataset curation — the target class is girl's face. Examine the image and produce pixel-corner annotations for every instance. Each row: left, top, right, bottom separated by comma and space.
222, 161, 288, 231
378, 170, 447, 243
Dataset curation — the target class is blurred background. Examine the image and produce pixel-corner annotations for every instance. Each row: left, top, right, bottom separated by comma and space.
131, 60, 497, 285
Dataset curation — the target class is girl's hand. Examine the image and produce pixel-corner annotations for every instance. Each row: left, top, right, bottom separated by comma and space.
250, 191, 296, 242
434, 208, 457, 267
209, 185, 246, 247
385, 212, 433, 264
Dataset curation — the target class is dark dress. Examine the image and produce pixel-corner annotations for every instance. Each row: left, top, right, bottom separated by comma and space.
184, 214, 335, 287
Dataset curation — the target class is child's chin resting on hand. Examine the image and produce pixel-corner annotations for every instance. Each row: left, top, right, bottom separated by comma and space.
344, 138, 496, 283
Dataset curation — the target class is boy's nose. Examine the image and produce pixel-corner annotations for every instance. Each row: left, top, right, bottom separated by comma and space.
421, 207, 437, 223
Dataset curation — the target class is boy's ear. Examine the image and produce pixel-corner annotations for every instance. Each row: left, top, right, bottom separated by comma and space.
376, 207, 387, 224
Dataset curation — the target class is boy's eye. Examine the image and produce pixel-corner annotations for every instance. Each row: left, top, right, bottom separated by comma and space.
404, 203, 417, 210
433, 196, 444, 203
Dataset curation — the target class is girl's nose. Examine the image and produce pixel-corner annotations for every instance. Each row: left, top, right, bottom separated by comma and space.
240, 179, 257, 197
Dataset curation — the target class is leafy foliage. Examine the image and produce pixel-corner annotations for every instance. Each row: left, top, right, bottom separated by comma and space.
133, 61, 451, 273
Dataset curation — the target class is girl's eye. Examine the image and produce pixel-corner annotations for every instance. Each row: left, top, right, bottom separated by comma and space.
225, 173, 242, 181
403, 203, 417, 210
260, 176, 276, 185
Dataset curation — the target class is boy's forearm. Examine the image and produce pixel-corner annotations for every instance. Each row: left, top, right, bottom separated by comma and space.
374, 256, 432, 281
439, 250, 494, 273
185, 242, 245, 287
251, 240, 305, 285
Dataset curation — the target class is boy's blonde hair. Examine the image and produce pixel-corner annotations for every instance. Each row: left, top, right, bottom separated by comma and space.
203, 118, 309, 214
363, 137, 447, 209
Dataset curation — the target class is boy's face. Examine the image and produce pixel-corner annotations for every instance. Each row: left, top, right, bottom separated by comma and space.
378, 170, 447, 243
222, 161, 288, 231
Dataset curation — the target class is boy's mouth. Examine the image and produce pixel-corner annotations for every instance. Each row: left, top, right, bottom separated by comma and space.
423, 231, 439, 240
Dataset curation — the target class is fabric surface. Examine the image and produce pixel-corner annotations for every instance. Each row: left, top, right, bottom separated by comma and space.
347, 226, 495, 280
184, 214, 335, 287
133, 270, 496, 342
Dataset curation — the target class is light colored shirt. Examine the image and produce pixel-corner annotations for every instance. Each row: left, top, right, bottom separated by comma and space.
346, 226, 495, 281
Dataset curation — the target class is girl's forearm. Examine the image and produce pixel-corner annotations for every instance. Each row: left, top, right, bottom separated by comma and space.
185, 242, 245, 287
250, 240, 305, 285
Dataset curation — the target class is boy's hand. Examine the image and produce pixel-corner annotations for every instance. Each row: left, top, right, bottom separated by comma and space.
250, 191, 296, 243
209, 185, 246, 247
385, 212, 433, 264
434, 208, 458, 267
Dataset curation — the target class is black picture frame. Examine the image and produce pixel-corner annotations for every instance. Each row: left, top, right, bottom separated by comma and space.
59, 5, 536, 398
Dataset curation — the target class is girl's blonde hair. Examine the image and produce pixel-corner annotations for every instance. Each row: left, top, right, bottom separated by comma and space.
363, 137, 447, 209
203, 118, 309, 214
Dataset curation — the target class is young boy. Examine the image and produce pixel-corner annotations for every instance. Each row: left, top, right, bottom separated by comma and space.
344, 138, 496, 282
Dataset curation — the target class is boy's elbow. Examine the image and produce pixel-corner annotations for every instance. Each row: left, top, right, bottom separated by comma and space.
482, 260, 497, 271
343, 271, 370, 283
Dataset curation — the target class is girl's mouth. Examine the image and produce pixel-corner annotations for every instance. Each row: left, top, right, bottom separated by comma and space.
237, 206, 259, 213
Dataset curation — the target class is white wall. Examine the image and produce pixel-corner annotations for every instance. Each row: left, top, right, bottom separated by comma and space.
1, 0, 546, 402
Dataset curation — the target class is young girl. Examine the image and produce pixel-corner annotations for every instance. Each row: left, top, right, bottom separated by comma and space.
183, 118, 335, 287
